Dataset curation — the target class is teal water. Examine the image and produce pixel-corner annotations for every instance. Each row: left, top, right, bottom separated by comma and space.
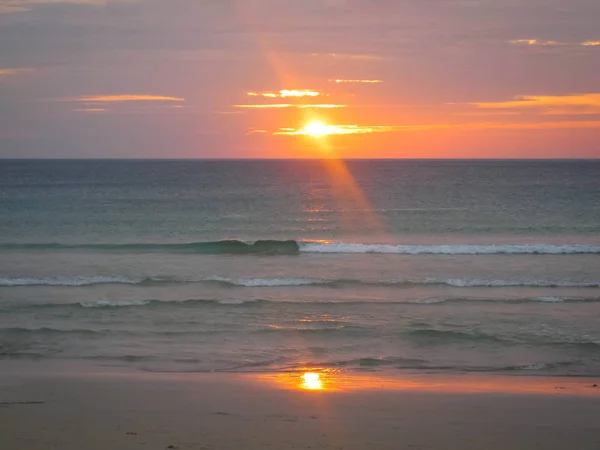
1, 159, 599, 374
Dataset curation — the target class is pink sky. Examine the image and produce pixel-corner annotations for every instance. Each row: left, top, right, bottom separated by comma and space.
1, 0, 599, 158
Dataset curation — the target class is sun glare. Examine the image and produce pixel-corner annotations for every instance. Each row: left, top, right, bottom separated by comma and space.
304, 121, 331, 137
301, 372, 323, 390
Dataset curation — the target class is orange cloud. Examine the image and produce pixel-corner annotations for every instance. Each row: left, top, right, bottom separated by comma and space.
477, 121, 600, 130
246, 90, 324, 98
234, 104, 347, 109
73, 95, 184, 102
473, 93, 600, 114
509, 39, 563, 46
0, 68, 33, 76
509, 39, 600, 47
274, 123, 450, 136
274, 120, 600, 136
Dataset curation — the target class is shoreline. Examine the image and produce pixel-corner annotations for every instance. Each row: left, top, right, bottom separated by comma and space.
1, 361, 600, 449
1, 360, 600, 396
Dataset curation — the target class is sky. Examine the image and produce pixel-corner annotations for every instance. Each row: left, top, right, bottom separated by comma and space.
1, 0, 599, 158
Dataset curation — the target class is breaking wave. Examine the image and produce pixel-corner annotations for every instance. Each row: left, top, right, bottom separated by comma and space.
0, 276, 146, 287
2, 275, 600, 288
208, 277, 326, 287
2, 240, 599, 255
4, 296, 600, 313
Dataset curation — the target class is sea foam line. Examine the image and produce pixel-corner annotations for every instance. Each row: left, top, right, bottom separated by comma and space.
2, 275, 600, 288
298, 242, 600, 255
2, 240, 600, 255
6, 296, 600, 312
0, 276, 143, 287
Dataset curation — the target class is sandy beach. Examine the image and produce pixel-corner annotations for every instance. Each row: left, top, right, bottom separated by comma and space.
1, 362, 599, 450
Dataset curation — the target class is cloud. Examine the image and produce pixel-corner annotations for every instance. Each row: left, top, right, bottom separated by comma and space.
510, 39, 600, 47
274, 120, 600, 136
329, 79, 383, 84
0, 67, 34, 76
69, 95, 184, 103
246, 90, 325, 98
0, 0, 121, 14
234, 104, 346, 109
275, 124, 399, 135
246, 128, 267, 135
473, 93, 600, 115
309, 52, 385, 61
274, 124, 453, 136
509, 39, 564, 46
478, 121, 600, 130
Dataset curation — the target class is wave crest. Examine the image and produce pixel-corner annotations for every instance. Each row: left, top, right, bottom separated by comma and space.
0, 276, 143, 287
2, 240, 599, 255
3, 275, 599, 288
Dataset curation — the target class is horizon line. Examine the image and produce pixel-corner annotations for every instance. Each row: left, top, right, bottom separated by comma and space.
2, 157, 600, 161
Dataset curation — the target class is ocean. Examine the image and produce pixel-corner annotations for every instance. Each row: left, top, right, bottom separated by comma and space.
1, 159, 599, 375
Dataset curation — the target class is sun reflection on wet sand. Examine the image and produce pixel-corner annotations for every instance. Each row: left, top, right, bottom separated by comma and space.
257, 371, 600, 396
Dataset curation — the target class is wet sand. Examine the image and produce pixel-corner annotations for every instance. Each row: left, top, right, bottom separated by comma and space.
1, 362, 599, 450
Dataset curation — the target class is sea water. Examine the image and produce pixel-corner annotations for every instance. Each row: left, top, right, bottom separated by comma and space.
1, 159, 599, 375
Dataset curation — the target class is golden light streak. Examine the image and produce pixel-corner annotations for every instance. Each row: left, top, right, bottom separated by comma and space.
509, 39, 562, 46
275, 122, 403, 136
73, 95, 184, 103
581, 41, 600, 46
233, 1, 386, 238
274, 120, 600, 136
245, 90, 324, 98
474, 93, 600, 110
281, 89, 321, 97
330, 79, 383, 84
73, 108, 106, 112
234, 104, 347, 109
235, 104, 294, 108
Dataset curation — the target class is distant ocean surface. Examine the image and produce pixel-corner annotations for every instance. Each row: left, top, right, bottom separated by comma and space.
1, 159, 599, 376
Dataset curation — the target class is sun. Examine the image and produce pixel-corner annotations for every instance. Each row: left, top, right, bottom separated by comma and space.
304, 121, 331, 137
301, 372, 323, 390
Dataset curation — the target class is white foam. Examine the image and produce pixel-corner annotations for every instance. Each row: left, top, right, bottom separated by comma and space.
535, 297, 565, 303
211, 277, 326, 287
299, 242, 600, 255
0, 276, 140, 287
441, 278, 600, 287
79, 300, 151, 308
216, 299, 263, 304
409, 298, 449, 304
